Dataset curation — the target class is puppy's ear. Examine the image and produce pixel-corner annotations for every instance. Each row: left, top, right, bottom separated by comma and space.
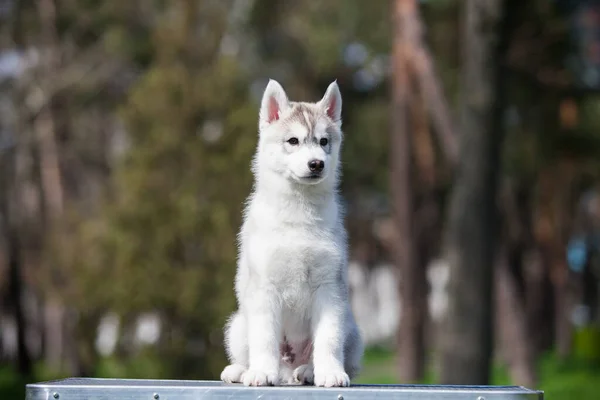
319, 81, 342, 125
260, 79, 289, 127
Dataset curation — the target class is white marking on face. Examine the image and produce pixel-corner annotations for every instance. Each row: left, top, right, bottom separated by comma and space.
283, 122, 329, 182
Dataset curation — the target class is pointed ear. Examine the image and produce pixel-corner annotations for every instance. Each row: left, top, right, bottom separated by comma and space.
319, 81, 342, 124
260, 79, 289, 126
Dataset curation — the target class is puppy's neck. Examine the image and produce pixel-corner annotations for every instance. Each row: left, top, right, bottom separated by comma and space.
251, 170, 339, 229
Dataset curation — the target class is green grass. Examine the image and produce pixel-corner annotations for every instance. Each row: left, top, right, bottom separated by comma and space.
0, 366, 29, 399
356, 346, 600, 399
354, 345, 398, 384
0, 361, 70, 399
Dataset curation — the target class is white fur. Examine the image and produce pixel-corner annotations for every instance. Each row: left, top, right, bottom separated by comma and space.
220, 80, 363, 387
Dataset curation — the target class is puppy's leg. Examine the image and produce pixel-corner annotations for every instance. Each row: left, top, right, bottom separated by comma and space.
242, 290, 281, 386
220, 312, 248, 383
311, 285, 350, 387
343, 312, 364, 380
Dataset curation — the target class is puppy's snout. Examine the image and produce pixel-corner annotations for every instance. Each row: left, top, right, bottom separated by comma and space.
308, 159, 325, 173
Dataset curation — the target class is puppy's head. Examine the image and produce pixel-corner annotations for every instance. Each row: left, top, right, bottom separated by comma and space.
256, 80, 343, 186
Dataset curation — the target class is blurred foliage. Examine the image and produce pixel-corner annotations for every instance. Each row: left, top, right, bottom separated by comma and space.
573, 326, 600, 364
81, 1, 256, 379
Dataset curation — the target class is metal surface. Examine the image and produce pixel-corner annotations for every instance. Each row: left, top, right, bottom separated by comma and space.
26, 378, 544, 400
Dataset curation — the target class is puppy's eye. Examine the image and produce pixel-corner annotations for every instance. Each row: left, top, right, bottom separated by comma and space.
287, 138, 299, 145
320, 138, 329, 146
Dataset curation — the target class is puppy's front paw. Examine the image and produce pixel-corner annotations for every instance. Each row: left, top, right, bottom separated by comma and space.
293, 364, 314, 385
314, 368, 350, 387
221, 364, 246, 383
242, 369, 279, 386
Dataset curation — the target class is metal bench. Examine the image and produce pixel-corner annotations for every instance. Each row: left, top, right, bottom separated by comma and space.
25, 378, 544, 399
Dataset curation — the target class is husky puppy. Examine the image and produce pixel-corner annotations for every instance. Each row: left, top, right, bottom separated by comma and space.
220, 80, 363, 387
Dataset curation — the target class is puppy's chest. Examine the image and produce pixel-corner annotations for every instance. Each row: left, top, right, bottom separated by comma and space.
271, 240, 338, 308
253, 228, 342, 288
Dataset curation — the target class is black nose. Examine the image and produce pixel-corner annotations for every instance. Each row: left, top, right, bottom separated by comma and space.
308, 159, 325, 173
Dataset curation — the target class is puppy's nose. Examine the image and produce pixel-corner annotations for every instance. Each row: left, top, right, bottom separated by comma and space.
308, 159, 325, 173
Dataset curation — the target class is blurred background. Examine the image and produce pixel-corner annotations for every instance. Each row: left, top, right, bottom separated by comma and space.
0, 0, 599, 398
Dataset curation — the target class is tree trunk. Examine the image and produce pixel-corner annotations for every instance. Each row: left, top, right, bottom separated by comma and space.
552, 258, 573, 358
439, 0, 509, 385
7, 230, 32, 376
36, 0, 64, 220
524, 248, 554, 357
390, 0, 426, 383
0, 140, 33, 376
494, 183, 538, 386
35, 0, 70, 371
534, 161, 575, 359
412, 50, 442, 369
496, 248, 537, 387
